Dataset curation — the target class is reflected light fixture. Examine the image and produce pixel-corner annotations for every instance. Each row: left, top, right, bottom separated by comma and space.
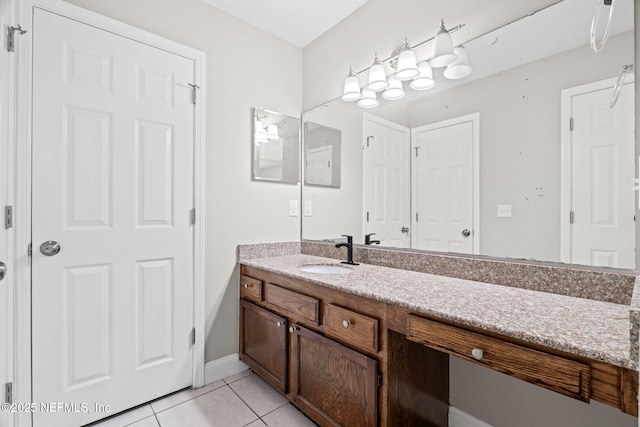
410, 61, 435, 90
383, 75, 405, 100
358, 88, 379, 108
255, 120, 268, 143
367, 54, 388, 92
340, 19, 470, 109
267, 124, 279, 140
430, 19, 457, 67
443, 46, 472, 79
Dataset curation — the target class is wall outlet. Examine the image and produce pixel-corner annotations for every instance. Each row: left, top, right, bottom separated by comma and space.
304, 200, 313, 217
497, 204, 512, 218
289, 200, 299, 217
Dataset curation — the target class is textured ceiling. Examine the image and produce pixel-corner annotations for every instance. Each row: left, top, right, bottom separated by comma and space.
202, 0, 369, 47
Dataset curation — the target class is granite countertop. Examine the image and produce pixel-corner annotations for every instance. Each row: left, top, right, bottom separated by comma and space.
240, 253, 636, 371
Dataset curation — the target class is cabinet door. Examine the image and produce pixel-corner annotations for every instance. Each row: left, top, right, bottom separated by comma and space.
239, 300, 288, 393
291, 325, 378, 427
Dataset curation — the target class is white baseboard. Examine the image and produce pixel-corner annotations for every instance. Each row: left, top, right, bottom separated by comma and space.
204, 353, 249, 385
449, 406, 494, 427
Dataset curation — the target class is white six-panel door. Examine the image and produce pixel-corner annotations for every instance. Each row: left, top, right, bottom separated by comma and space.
363, 114, 411, 247
31, 9, 195, 426
565, 81, 635, 269
411, 115, 478, 254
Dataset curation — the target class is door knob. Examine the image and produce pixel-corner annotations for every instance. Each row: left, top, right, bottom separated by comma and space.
401, 227, 409, 234
40, 241, 61, 256
0, 262, 6, 281
461, 229, 471, 237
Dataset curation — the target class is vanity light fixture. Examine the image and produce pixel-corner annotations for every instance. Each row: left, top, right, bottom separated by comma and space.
367, 54, 389, 92
342, 67, 362, 101
430, 19, 457, 67
255, 120, 268, 143
395, 39, 419, 81
340, 19, 470, 108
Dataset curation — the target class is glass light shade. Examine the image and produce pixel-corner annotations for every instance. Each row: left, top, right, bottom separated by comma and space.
410, 61, 435, 90
267, 124, 279, 140
358, 88, 379, 108
367, 55, 388, 92
443, 46, 472, 79
255, 120, 268, 143
342, 68, 362, 101
395, 42, 419, 81
430, 21, 457, 68
382, 76, 405, 100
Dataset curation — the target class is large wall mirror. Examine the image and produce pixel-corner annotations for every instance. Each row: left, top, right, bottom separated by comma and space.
301, 0, 636, 269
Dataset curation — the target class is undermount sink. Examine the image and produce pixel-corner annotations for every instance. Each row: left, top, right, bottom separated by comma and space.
298, 264, 354, 275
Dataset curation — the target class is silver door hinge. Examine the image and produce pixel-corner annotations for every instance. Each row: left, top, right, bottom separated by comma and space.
28, 243, 32, 257
190, 208, 196, 225
188, 83, 199, 104
414, 147, 420, 157
416, 212, 419, 222
4, 206, 13, 229
569, 117, 574, 131
366, 211, 370, 222
366, 136, 374, 148
569, 211, 574, 224
7, 25, 27, 53
5, 382, 12, 404
190, 327, 196, 346
377, 373, 382, 387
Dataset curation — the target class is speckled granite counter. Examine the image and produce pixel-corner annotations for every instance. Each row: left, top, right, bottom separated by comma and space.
239, 253, 637, 371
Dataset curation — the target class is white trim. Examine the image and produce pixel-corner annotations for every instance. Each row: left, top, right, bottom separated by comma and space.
410, 113, 481, 255
449, 406, 494, 427
13, 1, 207, 424
204, 354, 249, 385
559, 76, 634, 264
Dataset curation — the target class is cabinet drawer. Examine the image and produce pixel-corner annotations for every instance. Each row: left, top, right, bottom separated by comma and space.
240, 275, 262, 302
325, 304, 379, 353
407, 315, 591, 402
264, 283, 319, 325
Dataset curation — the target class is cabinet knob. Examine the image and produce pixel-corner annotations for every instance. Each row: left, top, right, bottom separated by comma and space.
471, 348, 484, 361
289, 326, 299, 334
243, 283, 251, 289
277, 321, 283, 328
342, 320, 351, 328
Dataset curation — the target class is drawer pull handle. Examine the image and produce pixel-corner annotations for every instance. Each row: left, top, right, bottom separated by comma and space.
471, 348, 484, 361
277, 321, 283, 328
342, 320, 351, 328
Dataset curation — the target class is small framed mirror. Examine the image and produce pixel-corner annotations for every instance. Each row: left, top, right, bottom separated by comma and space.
304, 121, 341, 188
252, 107, 300, 184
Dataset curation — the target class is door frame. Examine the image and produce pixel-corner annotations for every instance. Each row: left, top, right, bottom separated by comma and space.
13, 1, 206, 424
410, 113, 481, 254
559, 76, 633, 264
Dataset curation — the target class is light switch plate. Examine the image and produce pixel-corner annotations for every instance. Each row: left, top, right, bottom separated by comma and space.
497, 204, 512, 218
289, 200, 299, 217
304, 200, 312, 217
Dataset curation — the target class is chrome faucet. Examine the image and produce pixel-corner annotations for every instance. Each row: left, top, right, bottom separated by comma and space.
365, 233, 380, 245
335, 235, 358, 265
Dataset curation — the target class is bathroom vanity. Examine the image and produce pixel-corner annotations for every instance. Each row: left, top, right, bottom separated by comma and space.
238, 244, 639, 427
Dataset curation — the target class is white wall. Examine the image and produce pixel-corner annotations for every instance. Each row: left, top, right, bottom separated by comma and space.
64, 0, 303, 362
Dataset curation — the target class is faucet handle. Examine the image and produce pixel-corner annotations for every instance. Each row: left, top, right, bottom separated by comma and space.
341, 234, 353, 243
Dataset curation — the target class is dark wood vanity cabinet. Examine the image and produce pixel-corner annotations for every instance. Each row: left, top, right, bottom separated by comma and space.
239, 299, 288, 393
291, 325, 378, 427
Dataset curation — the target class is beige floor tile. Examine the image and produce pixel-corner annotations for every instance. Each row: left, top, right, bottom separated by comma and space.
228, 374, 288, 417
128, 416, 160, 427
155, 386, 258, 427
88, 404, 155, 427
244, 420, 267, 427
151, 380, 226, 413
262, 404, 318, 427
223, 369, 253, 385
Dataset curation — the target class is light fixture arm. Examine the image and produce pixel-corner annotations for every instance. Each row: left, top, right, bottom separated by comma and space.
351, 23, 465, 77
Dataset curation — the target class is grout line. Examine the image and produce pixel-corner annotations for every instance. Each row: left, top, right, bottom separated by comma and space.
227, 383, 262, 422
152, 412, 161, 427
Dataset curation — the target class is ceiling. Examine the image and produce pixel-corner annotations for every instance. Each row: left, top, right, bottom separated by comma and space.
201, 0, 369, 48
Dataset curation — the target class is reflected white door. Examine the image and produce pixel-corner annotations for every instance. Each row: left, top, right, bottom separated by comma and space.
306, 145, 333, 186
412, 115, 478, 254
363, 114, 410, 247
32, 9, 195, 426
0, 2, 13, 426
568, 82, 635, 269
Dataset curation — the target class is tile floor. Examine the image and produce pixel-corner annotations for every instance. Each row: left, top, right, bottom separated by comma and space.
87, 370, 318, 427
